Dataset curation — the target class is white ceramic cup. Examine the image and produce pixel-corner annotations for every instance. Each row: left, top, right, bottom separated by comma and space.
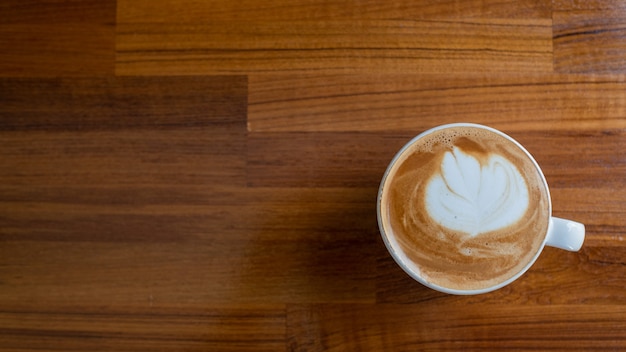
377, 123, 585, 295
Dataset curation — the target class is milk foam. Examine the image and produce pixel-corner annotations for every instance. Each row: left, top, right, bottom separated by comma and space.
425, 147, 529, 237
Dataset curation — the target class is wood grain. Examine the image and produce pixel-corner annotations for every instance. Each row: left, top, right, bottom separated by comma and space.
0, 307, 286, 352
0, 238, 375, 310
247, 132, 412, 187
0, 76, 246, 131
116, 19, 552, 75
2, 0, 626, 350
115, 0, 553, 75
249, 73, 626, 132
118, 0, 551, 22
553, 3, 626, 73
0, 1, 115, 76
288, 303, 626, 351
0, 0, 115, 24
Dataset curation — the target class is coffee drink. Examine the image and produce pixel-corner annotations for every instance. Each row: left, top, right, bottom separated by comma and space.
379, 125, 550, 291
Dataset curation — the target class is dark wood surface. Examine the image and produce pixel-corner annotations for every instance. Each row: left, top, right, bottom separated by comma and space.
1, 0, 625, 350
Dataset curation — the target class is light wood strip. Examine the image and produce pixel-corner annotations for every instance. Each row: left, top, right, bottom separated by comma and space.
116, 20, 552, 75
249, 74, 626, 132
117, 0, 551, 22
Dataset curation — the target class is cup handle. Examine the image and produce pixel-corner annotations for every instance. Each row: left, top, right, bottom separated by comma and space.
546, 217, 585, 251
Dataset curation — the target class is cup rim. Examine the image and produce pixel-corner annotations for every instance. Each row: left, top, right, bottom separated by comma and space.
376, 123, 553, 295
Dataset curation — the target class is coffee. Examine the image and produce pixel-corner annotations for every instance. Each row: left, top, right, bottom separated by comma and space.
379, 125, 550, 291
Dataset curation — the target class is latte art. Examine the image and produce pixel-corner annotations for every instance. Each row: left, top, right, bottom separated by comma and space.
380, 125, 550, 291
425, 147, 529, 237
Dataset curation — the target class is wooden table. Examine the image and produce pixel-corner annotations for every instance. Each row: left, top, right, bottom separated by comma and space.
1, 0, 625, 350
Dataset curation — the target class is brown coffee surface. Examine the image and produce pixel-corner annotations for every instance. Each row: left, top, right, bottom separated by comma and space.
380, 126, 550, 291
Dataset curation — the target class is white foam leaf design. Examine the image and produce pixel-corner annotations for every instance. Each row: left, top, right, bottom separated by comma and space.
425, 147, 529, 237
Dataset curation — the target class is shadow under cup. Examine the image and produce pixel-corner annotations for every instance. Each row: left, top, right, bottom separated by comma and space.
377, 123, 554, 295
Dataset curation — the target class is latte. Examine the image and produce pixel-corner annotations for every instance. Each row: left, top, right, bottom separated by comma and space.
379, 125, 550, 291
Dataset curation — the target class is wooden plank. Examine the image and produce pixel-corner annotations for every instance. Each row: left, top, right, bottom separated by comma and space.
553, 7, 626, 73
0, 239, 376, 309
0, 0, 115, 24
227, 187, 380, 242
117, 0, 551, 22
247, 132, 412, 188
0, 1, 115, 76
0, 76, 246, 131
0, 129, 245, 187
116, 19, 552, 75
0, 24, 114, 76
0, 307, 286, 352
0, 185, 379, 243
287, 303, 626, 351
249, 74, 626, 132
514, 129, 626, 189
